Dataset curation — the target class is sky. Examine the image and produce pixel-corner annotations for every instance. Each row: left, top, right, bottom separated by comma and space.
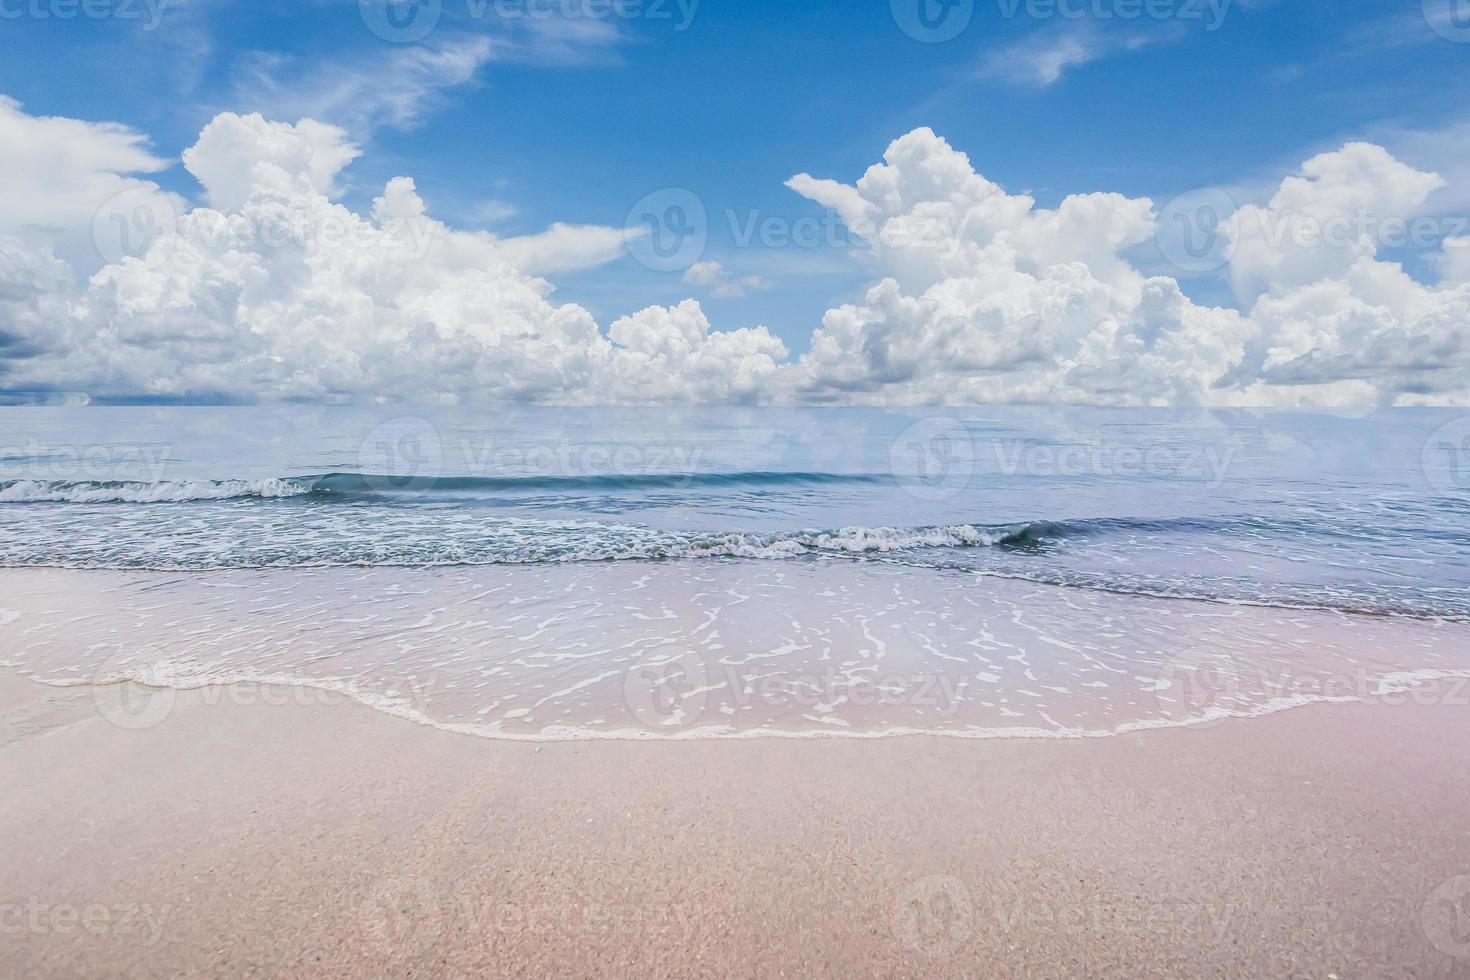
1, 0, 1469, 404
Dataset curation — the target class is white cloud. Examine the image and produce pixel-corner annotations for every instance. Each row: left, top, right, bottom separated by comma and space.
1228, 142, 1446, 304
228, 37, 496, 137
490, 222, 636, 277
978, 24, 1175, 86
466, 199, 519, 224
3, 103, 1470, 407
0, 107, 776, 403
682, 260, 774, 299
225, 13, 628, 139
183, 111, 361, 212
0, 96, 180, 269
488, 13, 627, 66
605, 300, 788, 401
1434, 238, 1470, 286
0, 238, 75, 366
782, 126, 1470, 406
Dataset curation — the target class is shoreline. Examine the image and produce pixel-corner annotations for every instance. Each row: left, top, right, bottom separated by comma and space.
24, 665, 1470, 744
5, 563, 1468, 742
1, 559, 1466, 626
4, 670, 1470, 977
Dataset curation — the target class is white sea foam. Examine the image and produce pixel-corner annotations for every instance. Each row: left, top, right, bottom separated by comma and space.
0, 478, 311, 503
7, 560, 1467, 743
685, 523, 1025, 559
1372, 668, 1470, 694
0, 513, 1046, 572
26, 664, 1456, 744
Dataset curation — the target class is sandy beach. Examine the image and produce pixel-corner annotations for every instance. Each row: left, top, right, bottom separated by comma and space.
3, 670, 1469, 979
5, 0, 1470, 972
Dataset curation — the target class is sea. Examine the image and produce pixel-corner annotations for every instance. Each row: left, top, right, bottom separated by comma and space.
1, 405, 1468, 739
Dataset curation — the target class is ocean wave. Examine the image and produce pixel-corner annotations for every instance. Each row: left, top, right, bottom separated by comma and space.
671, 522, 1039, 559
0, 498, 1462, 620
0, 470, 885, 503
0, 477, 311, 503
0, 510, 1318, 569
305, 470, 888, 494
0, 516, 1050, 569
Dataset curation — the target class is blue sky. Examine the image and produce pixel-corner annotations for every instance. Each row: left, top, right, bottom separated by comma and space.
2, 0, 1469, 408
5, 0, 1467, 355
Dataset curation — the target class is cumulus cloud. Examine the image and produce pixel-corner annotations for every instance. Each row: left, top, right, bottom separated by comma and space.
1228, 142, 1446, 304
1434, 237, 1470, 286
783, 127, 1470, 406
605, 300, 788, 401
183, 111, 362, 212
784, 127, 1245, 403
3, 101, 1470, 406
0, 238, 75, 364
0, 96, 179, 270
0, 107, 783, 403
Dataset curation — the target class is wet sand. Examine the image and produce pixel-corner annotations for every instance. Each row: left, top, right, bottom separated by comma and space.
6, 565, 1469, 741
2, 671, 1470, 978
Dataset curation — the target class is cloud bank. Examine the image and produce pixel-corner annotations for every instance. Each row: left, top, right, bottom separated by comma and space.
0, 105, 785, 403
785, 128, 1470, 406
1, 98, 1467, 406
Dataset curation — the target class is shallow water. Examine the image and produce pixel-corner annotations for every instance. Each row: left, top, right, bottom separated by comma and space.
2, 562, 1467, 740
1, 405, 1468, 739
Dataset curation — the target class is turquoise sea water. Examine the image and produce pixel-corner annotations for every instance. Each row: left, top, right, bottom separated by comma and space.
1, 406, 1467, 619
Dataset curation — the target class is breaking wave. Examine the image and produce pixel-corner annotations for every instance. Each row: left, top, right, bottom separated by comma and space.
0, 470, 886, 503
0, 516, 1054, 570
0, 477, 311, 503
